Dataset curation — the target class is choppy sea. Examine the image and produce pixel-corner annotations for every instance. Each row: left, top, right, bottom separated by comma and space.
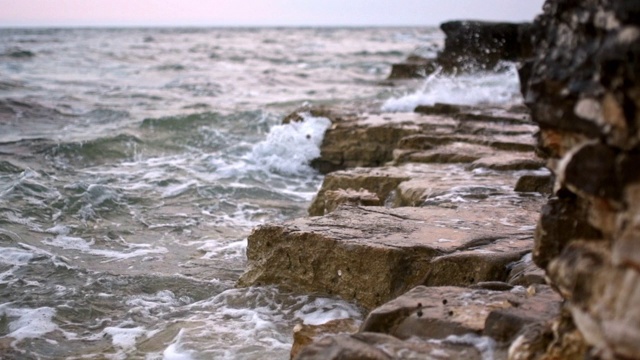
0, 27, 522, 359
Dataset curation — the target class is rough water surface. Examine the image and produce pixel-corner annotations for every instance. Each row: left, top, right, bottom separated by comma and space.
0, 27, 522, 359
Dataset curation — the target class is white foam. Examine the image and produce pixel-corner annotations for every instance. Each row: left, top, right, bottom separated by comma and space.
0, 305, 58, 341
198, 239, 247, 260
294, 297, 361, 326
163, 330, 194, 360
104, 326, 147, 349
0, 247, 34, 266
42, 235, 167, 262
250, 113, 331, 175
382, 64, 522, 112
444, 333, 497, 360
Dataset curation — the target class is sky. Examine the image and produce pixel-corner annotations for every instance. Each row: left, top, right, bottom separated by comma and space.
0, 0, 546, 27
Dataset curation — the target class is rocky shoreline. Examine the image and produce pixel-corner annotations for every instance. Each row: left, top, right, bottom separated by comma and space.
238, 0, 640, 359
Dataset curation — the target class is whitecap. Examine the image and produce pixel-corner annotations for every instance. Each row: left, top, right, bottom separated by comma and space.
250, 113, 331, 175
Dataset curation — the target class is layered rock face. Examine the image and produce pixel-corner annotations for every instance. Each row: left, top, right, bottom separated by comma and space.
517, 0, 640, 358
238, 102, 556, 358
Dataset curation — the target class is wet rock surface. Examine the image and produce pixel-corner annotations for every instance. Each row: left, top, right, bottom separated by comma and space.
233, 7, 640, 359
239, 204, 539, 310
388, 20, 534, 79
239, 99, 555, 357
517, 0, 640, 358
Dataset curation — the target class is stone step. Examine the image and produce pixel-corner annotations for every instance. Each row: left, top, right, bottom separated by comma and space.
238, 205, 539, 310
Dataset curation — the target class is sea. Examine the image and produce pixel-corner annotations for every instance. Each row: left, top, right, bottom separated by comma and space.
0, 27, 523, 359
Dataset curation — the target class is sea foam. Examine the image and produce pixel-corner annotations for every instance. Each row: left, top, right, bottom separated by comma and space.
382, 64, 522, 112
0, 305, 59, 342
250, 113, 331, 175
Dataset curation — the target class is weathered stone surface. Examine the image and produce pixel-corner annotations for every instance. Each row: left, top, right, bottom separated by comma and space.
290, 318, 359, 360
520, 0, 640, 357
514, 174, 553, 194
533, 195, 602, 270
294, 332, 486, 360
238, 205, 538, 310
302, 106, 536, 174
309, 163, 545, 212
322, 188, 380, 215
508, 309, 589, 360
310, 112, 457, 174
308, 167, 410, 216
483, 285, 561, 343
387, 56, 438, 79
361, 285, 559, 343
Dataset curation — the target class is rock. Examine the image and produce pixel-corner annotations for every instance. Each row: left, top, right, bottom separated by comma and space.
438, 21, 534, 72
414, 103, 465, 115
308, 167, 410, 216
301, 106, 535, 174
520, 0, 640, 357
238, 205, 539, 310
360, 285, 560, 343
533, 195, 602, 270
310, 112, 457, 174
514, 174, 553, 194
290, 318, 359, 359
508, 308, 588, 360
468, 153, 544, 171
387, 57, 438, 79
483, 285, 561, 343
322, 189, 381, 215
294, 332, 486, 360
388, 20, 534, 79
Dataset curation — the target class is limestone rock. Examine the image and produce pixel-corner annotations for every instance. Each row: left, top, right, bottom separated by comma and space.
514, 174, 553, 194
387, 56, 438, 79
483, 285, 561, 343
290, 318, 359, 359
361, 285, 560, 344
308, 167, 410, 216
438, 21, 534, 72
238, 205, 539, 310
520, 0, 640, 357
310, 112, 457, 173
322, 188, 380, 215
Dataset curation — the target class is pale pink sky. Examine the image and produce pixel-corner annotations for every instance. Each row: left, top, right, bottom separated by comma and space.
0, 0, 546, 27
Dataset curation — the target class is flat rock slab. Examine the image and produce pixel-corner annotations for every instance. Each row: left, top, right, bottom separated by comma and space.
361, 285, 561, 342
291, 318, 360, 360
238, 205, 539, 309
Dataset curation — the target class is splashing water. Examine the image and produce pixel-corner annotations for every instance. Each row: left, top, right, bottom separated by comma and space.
381, 63, 522, 111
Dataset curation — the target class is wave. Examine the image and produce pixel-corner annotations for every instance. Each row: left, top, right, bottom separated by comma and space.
0, 47, 35, 59
381, 63, 522, 112
0, 98, 70, 118
250, 113, 331, 175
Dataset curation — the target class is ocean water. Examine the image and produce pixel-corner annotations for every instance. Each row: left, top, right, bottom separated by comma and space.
0, 27, 522, 359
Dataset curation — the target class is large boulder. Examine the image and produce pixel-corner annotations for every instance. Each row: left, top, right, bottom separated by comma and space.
238, 205, 539, 310
438, 21, 534, 72
519, 0, 640, 357
388, 20, 535, 79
